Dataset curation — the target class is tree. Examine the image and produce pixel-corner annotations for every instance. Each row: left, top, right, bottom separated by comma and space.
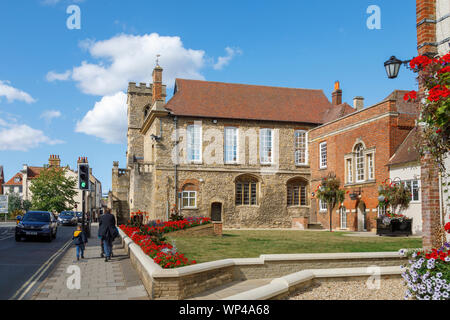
29, 167, 77, 213
316, 173, 345, 232
8, 193, 24, 218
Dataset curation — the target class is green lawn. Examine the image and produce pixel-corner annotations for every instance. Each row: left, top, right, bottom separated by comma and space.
166, 230, 422, 264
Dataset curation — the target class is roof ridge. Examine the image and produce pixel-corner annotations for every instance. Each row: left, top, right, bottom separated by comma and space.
175, 78, 325, 92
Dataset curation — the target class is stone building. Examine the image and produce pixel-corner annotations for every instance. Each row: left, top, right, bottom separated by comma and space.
111, 65, 355, 227
308, 91, 419, 232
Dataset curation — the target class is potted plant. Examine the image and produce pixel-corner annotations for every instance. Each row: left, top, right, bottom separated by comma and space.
377, 180, 413, 236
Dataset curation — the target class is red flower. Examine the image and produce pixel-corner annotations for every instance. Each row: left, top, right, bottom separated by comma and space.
403, 90, 417, 102
409, 55, 433, 70
437, 66, 450, 74
436, 129, 442, 134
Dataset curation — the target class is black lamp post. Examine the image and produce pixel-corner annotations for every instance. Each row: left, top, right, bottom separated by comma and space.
384, 56, 411, 79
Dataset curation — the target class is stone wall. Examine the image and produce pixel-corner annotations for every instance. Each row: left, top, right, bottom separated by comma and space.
142, 116, 313, 228
120, 229, 408, 300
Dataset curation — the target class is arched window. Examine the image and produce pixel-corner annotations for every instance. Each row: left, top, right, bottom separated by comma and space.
355, 144, 365, 182
287, 178, 308, 206
340, 206, 347, 229
235, 175, 259, 206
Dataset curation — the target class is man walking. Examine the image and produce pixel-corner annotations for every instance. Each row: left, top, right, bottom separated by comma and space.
98, 208, 118, 262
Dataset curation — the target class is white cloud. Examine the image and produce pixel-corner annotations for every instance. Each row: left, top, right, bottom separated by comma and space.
0, 119, 64, 151
75, 91, 127, 144
46, 70, 71, 82
0, 80, 36, 103
213, 47, 242, 70
40, 110, 62, 123
67, 33, 206, 96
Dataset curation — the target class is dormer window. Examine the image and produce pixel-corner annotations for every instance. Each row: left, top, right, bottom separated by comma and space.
14, 177, 21, 183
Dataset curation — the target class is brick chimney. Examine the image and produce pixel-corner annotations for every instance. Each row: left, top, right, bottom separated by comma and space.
332, 81, 342, 105
152, 64, 164, 104
48, 155, 61, 167
416, 0, 438, 56
353, 96, 364, 111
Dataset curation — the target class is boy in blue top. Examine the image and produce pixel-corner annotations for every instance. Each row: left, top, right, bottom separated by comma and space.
72, 224, 88, 261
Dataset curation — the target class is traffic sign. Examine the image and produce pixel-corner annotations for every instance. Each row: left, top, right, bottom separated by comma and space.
0, 195, 8, 214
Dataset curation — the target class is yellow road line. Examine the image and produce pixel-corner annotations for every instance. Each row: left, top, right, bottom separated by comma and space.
9, 239, 72, 300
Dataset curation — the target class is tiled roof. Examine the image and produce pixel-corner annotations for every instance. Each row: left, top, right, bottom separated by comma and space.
4, 172, 23, 186
164, 79, 337, 124
321, 103, 356, 123
27, 166, 44, 179
383, 90, 419, 115
388, 127, 420, 166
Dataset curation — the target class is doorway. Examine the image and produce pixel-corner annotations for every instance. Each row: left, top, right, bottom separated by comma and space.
211, 202, 222, 222
357, 201, 367, 232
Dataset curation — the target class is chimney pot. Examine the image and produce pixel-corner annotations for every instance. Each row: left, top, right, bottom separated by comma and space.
332, 81, 342, 106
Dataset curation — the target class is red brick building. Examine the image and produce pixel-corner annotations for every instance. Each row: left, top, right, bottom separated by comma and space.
308, 88, 418, 231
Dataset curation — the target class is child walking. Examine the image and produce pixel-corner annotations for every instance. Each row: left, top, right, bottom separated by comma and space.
72, 224, 88, 261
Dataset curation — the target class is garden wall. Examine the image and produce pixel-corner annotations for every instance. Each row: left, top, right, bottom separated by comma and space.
119, 229, 408, 300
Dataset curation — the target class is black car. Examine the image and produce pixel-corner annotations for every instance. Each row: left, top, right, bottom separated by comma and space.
58, 211, 78, 226
15, 211, 58, 242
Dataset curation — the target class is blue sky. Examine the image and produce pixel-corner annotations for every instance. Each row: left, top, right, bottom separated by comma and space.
0, 0, 418, 193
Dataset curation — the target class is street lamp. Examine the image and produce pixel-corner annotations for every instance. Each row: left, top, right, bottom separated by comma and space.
384, 56, 410, 79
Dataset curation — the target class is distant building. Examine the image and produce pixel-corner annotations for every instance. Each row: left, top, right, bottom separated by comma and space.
2, 155, 102, 214
0, 166, 4, 195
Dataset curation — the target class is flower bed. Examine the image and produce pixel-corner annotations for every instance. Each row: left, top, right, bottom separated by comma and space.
120, 217, 211, 269
401, 245, 450, 300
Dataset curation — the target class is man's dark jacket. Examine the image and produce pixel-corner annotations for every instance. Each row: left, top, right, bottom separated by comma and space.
98, 213, 118, 241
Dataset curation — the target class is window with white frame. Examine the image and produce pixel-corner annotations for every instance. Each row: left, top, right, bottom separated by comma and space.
295, 130, 308, 165
319, 199, 327, 212
367, 153, 374, 180
224, 127, 238, 164
260, 129, 273, 164
347, 159, 353, 183
378, 205, 387, 217
319, 142, 327, 169
179, 191, 197, 209
340, 207, 347, 229
402, 179, 420, 202
187, 124, 202, 162
355, 144, 365, 182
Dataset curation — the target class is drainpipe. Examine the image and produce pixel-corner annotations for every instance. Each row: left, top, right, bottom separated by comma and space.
173, 116, 178, 210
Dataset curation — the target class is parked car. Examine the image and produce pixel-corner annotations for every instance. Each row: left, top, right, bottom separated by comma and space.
15, 211, 58, 242
75, 212, 83, 223
58, 211, 78, 226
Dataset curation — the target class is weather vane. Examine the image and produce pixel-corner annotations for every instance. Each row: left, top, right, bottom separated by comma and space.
156, 54, 161, 66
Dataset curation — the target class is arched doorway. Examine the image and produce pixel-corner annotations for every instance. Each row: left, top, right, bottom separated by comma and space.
357, 201, 367, 231
211, 202, 222, 222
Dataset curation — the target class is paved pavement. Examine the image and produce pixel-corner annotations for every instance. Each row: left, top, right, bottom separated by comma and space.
189, 279, 273, 300
0, 223, 75, 300
32, 224, 149, 300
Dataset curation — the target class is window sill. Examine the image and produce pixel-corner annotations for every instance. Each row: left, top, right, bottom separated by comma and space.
319, 166, 327, 170
187, 161, 203, 165
224, 162, 240, 165
344, 180, 376, 187
181, 207, 198, 210
295, 164, 309, 168
287, 206, 310, 209
236, 205, 260, 208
